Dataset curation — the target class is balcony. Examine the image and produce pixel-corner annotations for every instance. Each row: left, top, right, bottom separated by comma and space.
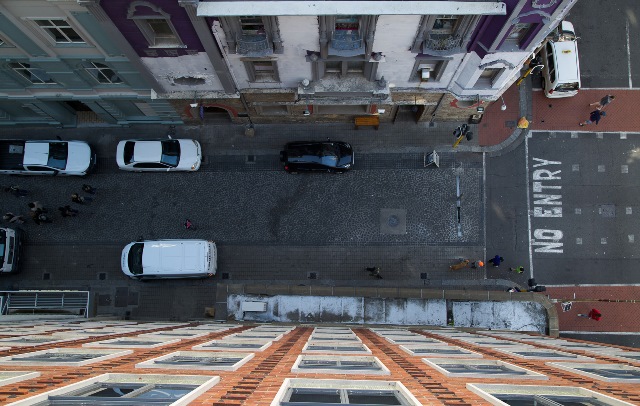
237, 34, 273, 57
329, 30, 364, 56
422, 33, 464, 56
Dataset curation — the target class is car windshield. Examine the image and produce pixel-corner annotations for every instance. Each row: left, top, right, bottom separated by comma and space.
47, 142, 68, 170
160, 140, 181, 167
127, 243, 144, 275
555, 82, 579, 91
337, 143, 353, 166
0, 229, 6, 264
290, 143, 340, 167
123, 141, 135, 165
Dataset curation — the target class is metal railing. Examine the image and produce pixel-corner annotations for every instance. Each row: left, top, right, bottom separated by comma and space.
423, 33, 464, 53
0, 290, 90, 317
237, 34, 272, 55
330, 31, 363, 51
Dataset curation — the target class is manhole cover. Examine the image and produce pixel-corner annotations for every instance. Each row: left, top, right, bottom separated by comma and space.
599, 204, 615, 217
388, 215, 399, 227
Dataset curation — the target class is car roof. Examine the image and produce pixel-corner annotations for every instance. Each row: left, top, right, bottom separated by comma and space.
132, 141, 163, 163
550, 40, 580, 83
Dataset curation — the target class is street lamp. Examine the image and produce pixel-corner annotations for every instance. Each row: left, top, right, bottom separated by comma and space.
500, 96, 507, 111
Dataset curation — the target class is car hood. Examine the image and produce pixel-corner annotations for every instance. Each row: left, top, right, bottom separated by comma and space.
65, 142, 93, 172
175, 139, 201, 170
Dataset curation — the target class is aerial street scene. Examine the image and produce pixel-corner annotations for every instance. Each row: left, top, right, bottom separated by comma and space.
0, 0, 639, 404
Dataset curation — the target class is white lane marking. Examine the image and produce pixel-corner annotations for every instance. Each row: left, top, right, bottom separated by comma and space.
627, 18, 633, 88
545, 283, 640, 287
561, 331, 640, 335
525, 133, 533, 278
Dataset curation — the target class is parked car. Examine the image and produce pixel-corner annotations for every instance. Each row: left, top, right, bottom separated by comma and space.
121, 239, 217, 280
116, 137, 201, 172
0, 139, 95, 176
0, 227, 24, 274
540, 21, 581, 98
280, 141, 354, 173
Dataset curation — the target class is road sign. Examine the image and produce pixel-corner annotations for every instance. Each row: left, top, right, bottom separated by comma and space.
424, 151, 439, 167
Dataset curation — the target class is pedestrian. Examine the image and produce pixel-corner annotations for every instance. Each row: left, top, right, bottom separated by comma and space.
3, 212, 24, 224
5, 185, 28, 197
579, 110, 606, 126
589, 95, 615, 110
366, 267, 383, 279
30, 210, 52, 225
507, 287, 521, 293
471, 260, 484, 269
509, 266, 525, 274
82, 184, 96, 194
184, 219, 195, 230
28, 201, 45, 212
71, 193, 92, 204
58, 205, 78, 217
488, 255, 503, 267
577, 308, 602, 321
449, 259, 470, 271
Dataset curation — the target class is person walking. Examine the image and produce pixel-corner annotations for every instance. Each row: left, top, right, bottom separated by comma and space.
471, 260, 484, 269
28, 201, 45, 212
71, 193, 92, 204
589, 95, 615, 110
82, 184, 96, 194
366, 267, 383, 279
509, 266, 525, 274
184, 219, 195, 230
3, 212, 25, 224
577, 308, 602, 321
58, 205, 78, 217
488, 255, 503, 267
579, 110, 606, 126
5, 185, 28, 197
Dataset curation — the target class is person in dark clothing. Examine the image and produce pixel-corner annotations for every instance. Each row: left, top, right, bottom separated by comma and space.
579, 110, 606, 126
82, 184, 96, 194
488, 255, 503, 267
366, 267, 383, 279
5, 185, 28, 197
58, 206, 78, 217
71, 193, 92, 204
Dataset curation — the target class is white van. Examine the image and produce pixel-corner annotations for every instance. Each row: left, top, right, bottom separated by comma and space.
121, 239, 217, 280
1, 227, 24, 274
541, 21, 580, 98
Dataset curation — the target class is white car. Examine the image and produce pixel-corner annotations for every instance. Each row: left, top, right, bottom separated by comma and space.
116, 137, 201, 172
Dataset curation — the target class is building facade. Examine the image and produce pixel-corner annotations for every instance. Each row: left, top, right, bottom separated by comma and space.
0, 0, 182, 127
0, 0, 577, 127
0, 319, 638, 405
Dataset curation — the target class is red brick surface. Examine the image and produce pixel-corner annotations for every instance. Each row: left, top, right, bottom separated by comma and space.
477, 83, 521, 147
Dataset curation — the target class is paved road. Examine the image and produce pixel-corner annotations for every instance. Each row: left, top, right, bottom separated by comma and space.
487, 131, 640, 286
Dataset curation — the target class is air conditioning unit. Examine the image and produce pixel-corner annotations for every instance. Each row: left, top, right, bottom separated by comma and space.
421, 68, 431, 81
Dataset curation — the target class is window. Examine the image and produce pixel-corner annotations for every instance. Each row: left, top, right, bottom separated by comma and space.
33, 19, 84, 44
474, 68, 501, 88
137, 351, 254, 371
193, 340, 273, 352
468, 383, 634, 406
0, 349, 132, 367
17, 374, 219, 405
508, 23, 533, 42
433, 15, 459, 34
127, 2, 184, 48
9, 62, 55, 84
81, 62, 123, 84
303, 343, 371, 354
219, 16, 281, 56
423, 359, 547, 380
413, 15, 477, 54
244, 60, 280, 82
273, 379, 422, 406
292, 355, 389, 375
84, 337, 179, 348
399, 345, 483, 358
549, 362, 640, 383
410, 59, 449, 83
495, 348, 593, 361
322, 60, 365, 78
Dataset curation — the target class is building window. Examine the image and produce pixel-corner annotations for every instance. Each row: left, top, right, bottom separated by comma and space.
220, 16, 282, 56
468, 383, 633, 406
303, 343, 371, 354
292, 355, 389, 375
273, 379, 422, 406
33, 19, 84, 44
9, 62, 56, 84
493, 348, 593, 361
410, 59, 449, 83
81, 62, 123, 84
84, 337, 179, 348
474, 68, 502, 88
412, 15, 478, 54
433, 15, 459, 34
549, 362, 640, 383
243, 60, 280, 82
193, 339, 273, 351
127, 1, 185, 48
14, 373, 219, 405
136, 351, 254, 371
0, 348, 132, 367
399, 345, 483, 358
423, 359, 547, 380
